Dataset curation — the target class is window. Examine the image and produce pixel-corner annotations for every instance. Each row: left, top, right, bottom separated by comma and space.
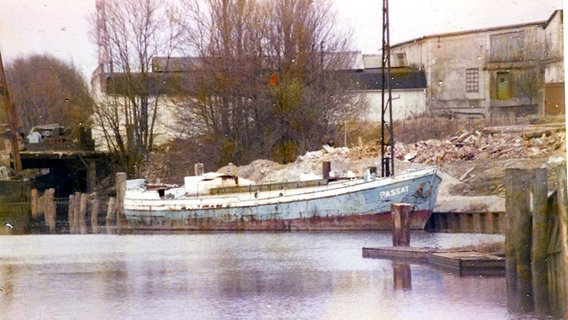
465, 68, 479, 93
490, 31, 525, 62
496, 71, 511, 100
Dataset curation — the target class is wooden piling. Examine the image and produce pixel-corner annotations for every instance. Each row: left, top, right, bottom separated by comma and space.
43, 188, 56, 234
73, 191, 81, 234
472, 213, 482, 233
79, 193, 88, 234
68, 194, 75, 234
87, 160, 97, 193
485, 212, 495, 234
106, 197, 115, 227
91, 193, 99, 234
31, 189, 39, 219
554, 165, 568, 318
115, 172, 127, 231
505, 168, 533, 313
391, 203, 411, 247
392, 262, 412, 290
531, 168, 550, 317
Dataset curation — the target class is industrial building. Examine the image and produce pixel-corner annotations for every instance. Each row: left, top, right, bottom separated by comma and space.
389, 10, 564, 120
91, 10, 564, 149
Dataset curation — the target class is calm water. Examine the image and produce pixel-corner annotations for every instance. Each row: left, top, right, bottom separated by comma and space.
0, 231, 521, 320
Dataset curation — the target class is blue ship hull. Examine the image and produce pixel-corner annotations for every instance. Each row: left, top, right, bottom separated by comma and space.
124, 167, 442, 231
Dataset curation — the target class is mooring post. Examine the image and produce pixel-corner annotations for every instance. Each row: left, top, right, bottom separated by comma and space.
115, 172, 127, 232
322, 161, 331, 180
505, 168, 534, 313
531, 168, 550, 317
391, 203, 411, 247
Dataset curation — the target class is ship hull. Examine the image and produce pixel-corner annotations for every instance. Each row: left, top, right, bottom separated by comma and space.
125, 167, 442, 231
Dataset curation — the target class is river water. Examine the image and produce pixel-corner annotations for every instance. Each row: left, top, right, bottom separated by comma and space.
0, 231, 523, 320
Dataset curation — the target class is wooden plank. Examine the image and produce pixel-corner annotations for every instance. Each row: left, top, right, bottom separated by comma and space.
429, 252, 505, 277
362, 246, 433, 262
363, 247, 505, 276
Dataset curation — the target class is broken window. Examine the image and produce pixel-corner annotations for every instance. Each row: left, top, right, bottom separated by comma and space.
466, 68, 479, 92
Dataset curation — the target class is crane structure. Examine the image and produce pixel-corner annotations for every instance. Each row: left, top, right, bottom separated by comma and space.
96, 0, 112, 73
0, 51, 22, 175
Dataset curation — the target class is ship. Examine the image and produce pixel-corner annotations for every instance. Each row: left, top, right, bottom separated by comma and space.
123, 166, 442, 231
123, 5, 443, 231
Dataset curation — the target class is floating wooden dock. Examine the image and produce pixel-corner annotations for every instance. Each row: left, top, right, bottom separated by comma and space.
362, 246, 505, 277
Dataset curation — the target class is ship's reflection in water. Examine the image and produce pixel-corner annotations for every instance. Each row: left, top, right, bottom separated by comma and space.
0, 232, 528, 320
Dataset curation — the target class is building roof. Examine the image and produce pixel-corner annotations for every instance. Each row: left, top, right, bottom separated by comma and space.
103, 72, 187, 96
349, 67, 427, 90
544, 9, 563, 29
390, 11, 560, 49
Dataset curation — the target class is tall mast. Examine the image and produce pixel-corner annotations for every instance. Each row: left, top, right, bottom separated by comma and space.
380, 0, 394, 177
0, 51, 22, 175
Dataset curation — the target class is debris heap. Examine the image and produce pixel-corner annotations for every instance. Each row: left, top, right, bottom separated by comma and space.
394, 125, 566, 164
223, 123, 565, 184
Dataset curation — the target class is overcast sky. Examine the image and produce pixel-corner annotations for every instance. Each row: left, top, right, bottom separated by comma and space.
0, 0, 563, 80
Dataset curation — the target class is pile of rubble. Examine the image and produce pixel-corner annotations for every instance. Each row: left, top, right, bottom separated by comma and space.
392, 124, 566, 164
220, 123, 565, 184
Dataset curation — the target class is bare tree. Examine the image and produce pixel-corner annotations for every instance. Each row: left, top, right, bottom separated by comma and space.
179, 0, 361, 166
91, 0, 183, 174
5, 54, 93, 135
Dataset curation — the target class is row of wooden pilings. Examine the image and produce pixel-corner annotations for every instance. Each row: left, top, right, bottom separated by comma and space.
505, 165, 568, 319
30, 172, 127, 234
426, 211, 506, 234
